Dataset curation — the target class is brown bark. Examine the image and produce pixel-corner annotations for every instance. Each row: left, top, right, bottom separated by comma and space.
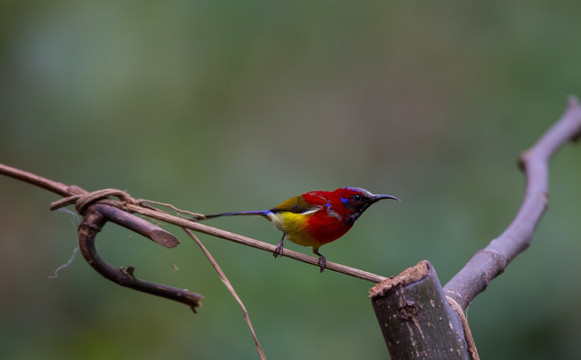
370, 261, 470, 359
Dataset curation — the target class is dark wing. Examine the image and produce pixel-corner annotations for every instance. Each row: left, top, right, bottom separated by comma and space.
270, 196, 322, 214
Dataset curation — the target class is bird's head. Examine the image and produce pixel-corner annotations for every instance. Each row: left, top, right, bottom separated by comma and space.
333, 187, 400, 222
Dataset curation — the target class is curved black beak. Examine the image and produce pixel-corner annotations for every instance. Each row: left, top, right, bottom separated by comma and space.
370, 194, 400, 203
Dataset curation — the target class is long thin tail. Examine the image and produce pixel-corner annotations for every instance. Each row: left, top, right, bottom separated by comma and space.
194, 210, 270, 221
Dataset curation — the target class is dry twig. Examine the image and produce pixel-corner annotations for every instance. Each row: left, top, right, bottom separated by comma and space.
185, 229, 266, 360
76, 203, 203, 311
444, 96, 581, 309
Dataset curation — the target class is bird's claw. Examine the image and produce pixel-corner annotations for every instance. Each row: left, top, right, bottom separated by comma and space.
273, 243, 284, 258
317, 256, 327, 273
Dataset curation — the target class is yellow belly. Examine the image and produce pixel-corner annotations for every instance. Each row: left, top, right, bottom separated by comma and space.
267, 212, 316, 247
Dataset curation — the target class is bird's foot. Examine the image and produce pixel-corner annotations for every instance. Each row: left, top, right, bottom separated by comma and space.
273, 243, 284, 258
317, 256, 327, 273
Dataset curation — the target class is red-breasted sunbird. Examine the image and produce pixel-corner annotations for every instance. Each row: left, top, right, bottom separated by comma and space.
196, 187, 399, 272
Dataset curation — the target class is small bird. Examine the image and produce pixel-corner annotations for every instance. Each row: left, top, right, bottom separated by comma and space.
196, 187, 399, 272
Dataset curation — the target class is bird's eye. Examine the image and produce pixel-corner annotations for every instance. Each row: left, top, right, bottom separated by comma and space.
352, 194, 363, 201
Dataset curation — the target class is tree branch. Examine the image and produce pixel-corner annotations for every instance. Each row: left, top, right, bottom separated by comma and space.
78, 203, 203, 312
3, 96, 580, 359
0, 163, 70, 196
0, 163, 387, 283
371, 97, 581, 359
444, 96, 581, 309
370, 261, 471, 359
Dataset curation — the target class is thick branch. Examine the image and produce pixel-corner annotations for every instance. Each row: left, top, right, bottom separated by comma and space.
370, 98, 581, 359
94, 203, 180, 248
444, 97, 581, 309
370, 261, 470, 359
78, 203, 203, 312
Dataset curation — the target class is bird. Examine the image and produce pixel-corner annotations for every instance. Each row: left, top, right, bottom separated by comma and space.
195, 187, 399, 272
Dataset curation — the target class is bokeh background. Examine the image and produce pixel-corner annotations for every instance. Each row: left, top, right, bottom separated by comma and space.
1, 1, 581, 359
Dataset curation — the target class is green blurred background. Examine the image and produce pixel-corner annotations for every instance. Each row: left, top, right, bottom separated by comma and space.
1, 1, 581, 359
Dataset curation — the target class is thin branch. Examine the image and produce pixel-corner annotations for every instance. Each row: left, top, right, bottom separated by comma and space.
129, 205, 388, 283
0, 163, 387, 283
444, 96, 581, 309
